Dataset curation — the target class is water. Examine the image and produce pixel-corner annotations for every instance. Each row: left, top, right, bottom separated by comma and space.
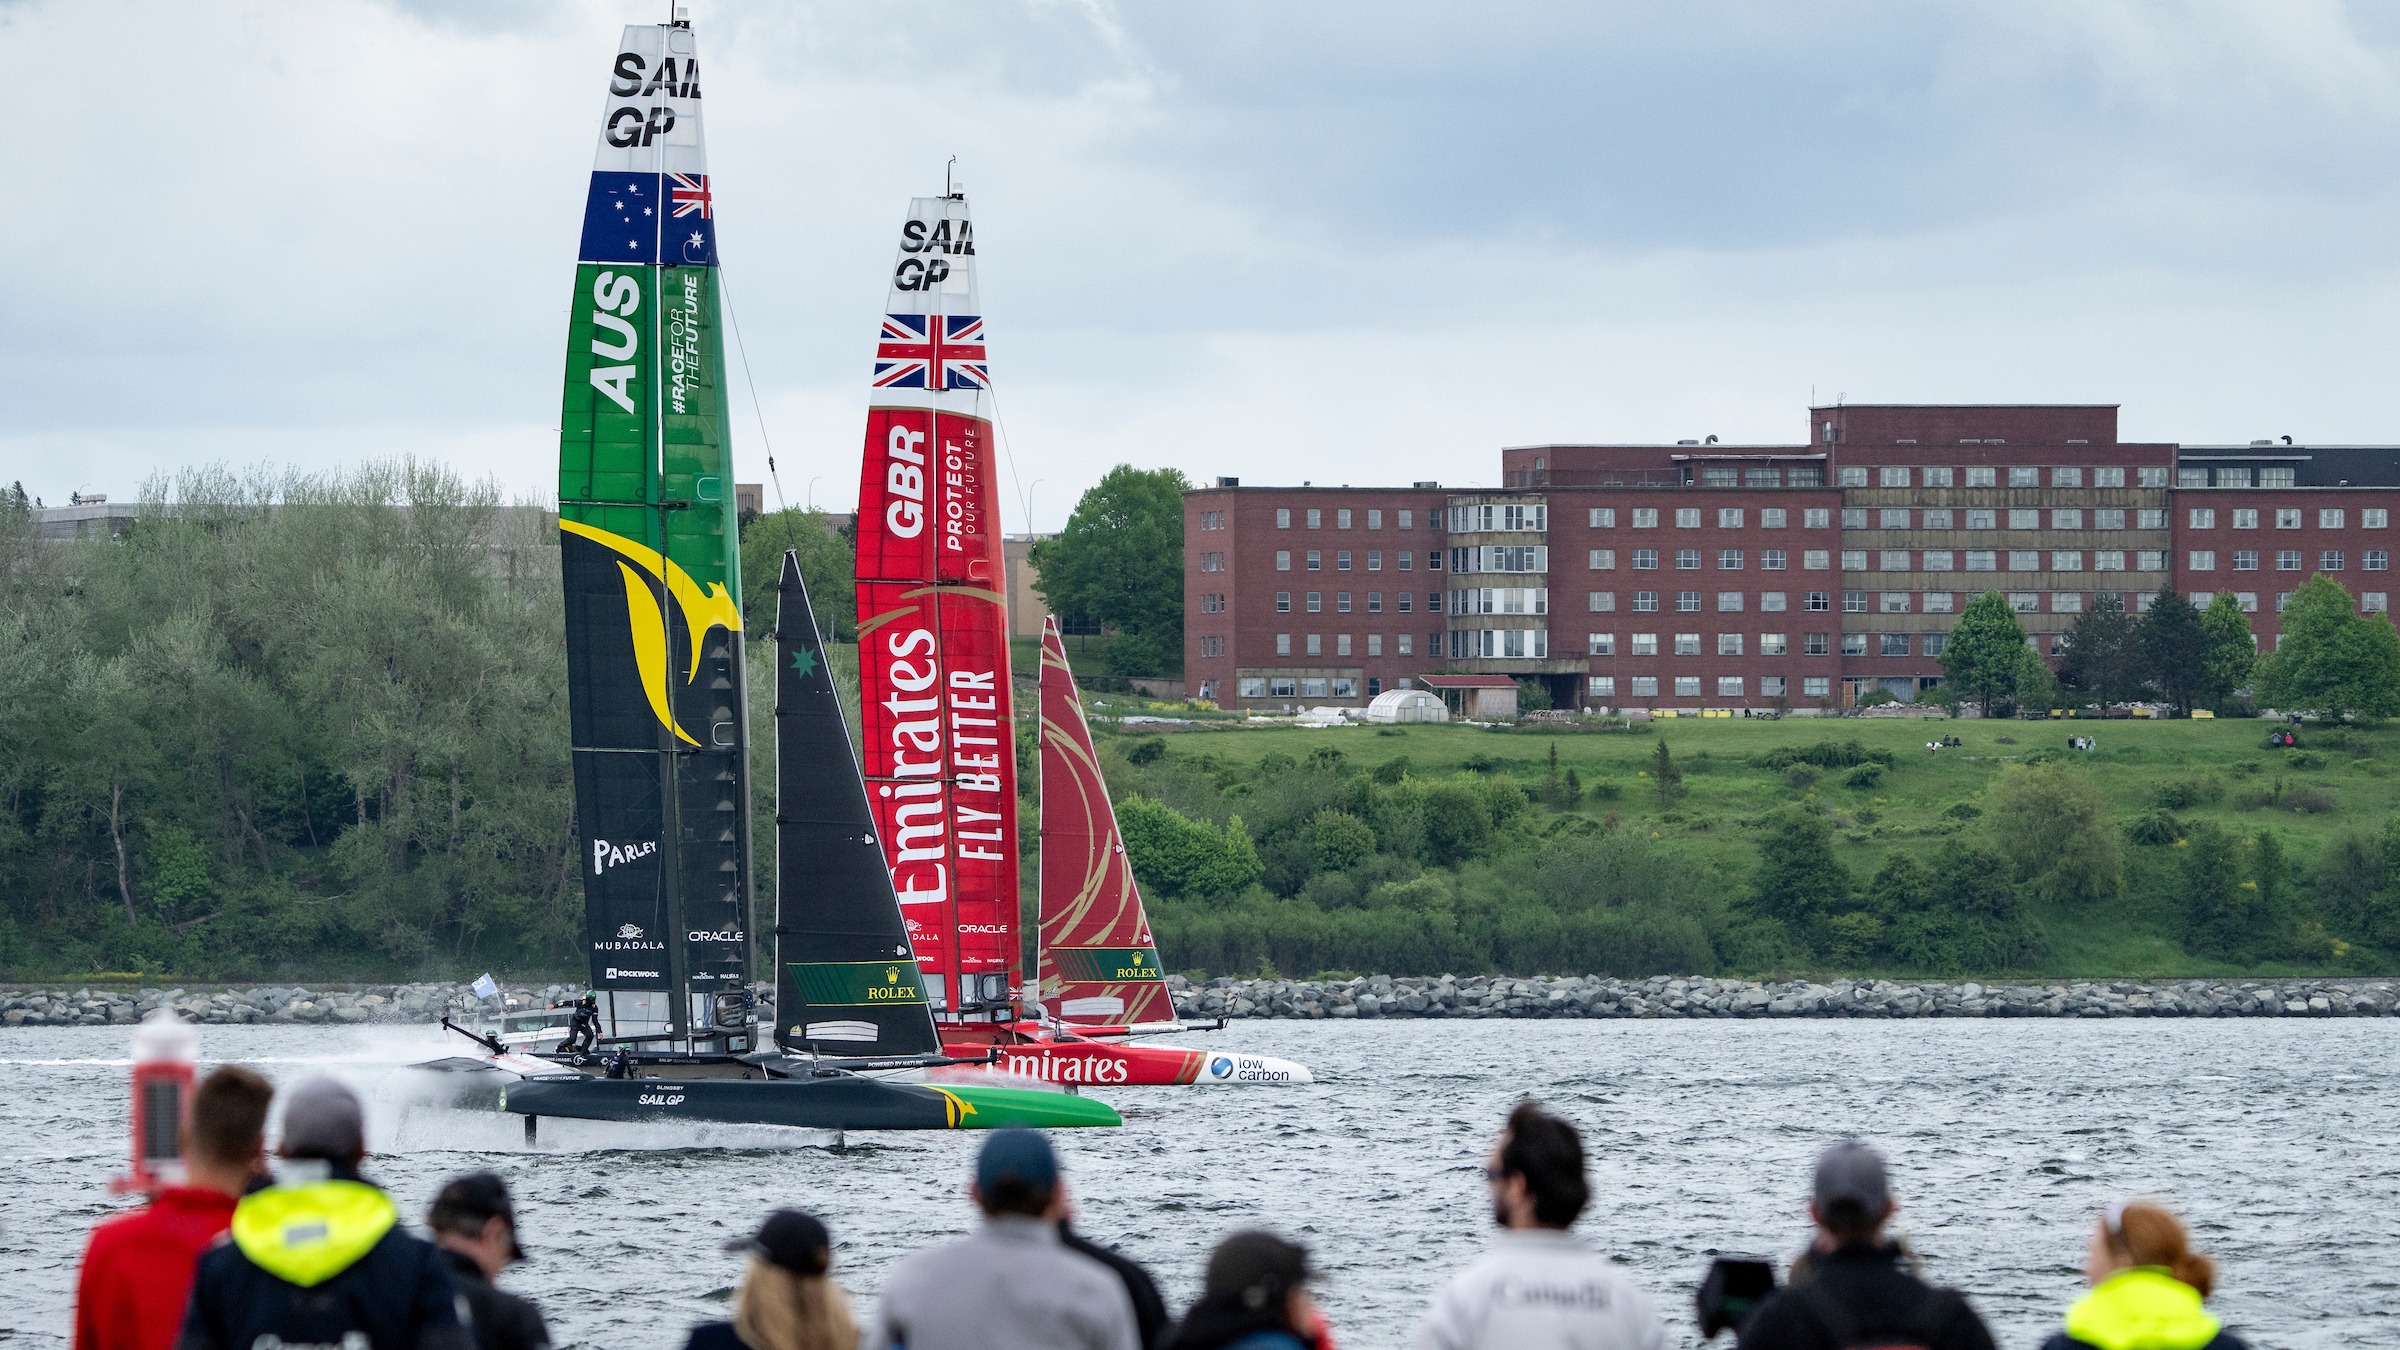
3, 1018, 2393, 1349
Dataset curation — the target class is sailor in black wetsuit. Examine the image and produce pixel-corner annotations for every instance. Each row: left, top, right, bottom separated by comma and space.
604, 1047, 634, 1080
554, 993, 599, 1055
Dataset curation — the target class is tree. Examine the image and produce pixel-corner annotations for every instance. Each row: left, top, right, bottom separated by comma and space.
1941, 592, 2030, 715
2254, 574, 2400, 720
1649, 738, 1686, 809
2057, 593, 2146, 708
1751, 809, 1852, 951
739, 507, 853, 640
2138, 587, 2207, 715
1116, 795, 1263, 897
2197, 592, 2257, 711
1031, 466, 1191, 672
1983, 763, 2122, 904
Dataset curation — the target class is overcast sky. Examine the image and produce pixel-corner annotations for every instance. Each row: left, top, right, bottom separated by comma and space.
8, 1, 2400, 526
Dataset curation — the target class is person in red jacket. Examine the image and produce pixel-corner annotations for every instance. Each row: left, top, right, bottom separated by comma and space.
76, 1065, 275, 1350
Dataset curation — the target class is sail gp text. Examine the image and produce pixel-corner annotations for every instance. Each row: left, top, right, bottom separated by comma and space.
873, 624, 1006, 912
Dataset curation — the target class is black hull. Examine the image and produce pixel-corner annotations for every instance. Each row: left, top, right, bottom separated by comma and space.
501, 1073, 961, 1129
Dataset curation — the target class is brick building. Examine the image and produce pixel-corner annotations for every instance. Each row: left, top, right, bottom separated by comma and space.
1183, 405, 2400, 713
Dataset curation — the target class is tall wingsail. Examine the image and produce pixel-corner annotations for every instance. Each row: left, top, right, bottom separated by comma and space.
555, 18, 753, 1050
852, 191, 1020, 1024
1036, 617, 1174, 1026
773, 553, 943, 1058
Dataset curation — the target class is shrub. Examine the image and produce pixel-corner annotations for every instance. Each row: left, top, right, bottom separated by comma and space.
1124, 736, 1167, 766
1942, 802, 1983, 821
1420, 781, 1495, 865
1783, 765, 1820, 789
1983, 762, 2124, 905
1753, 740, 1894, 771
2153, 777, 2221, 810
1844, 764, 1886, 789
1371, 756, 1410, 785
1115, 796, 1264, 897
1305, 810, 1377, 873
2123, 810, 2183, 847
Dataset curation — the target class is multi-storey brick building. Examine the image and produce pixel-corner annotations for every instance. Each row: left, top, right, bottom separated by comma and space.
1184, 405, 2400, 712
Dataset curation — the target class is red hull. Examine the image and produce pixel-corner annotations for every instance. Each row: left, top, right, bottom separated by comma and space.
941, 1023, 1203, 1085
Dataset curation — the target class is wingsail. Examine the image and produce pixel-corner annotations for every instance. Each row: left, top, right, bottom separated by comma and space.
555, 19, 752, 1050
852, 192, 1019, 1024
1036, 617, 1174, 1026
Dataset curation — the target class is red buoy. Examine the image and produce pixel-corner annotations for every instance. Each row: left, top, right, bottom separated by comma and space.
112, 1009, 198, 1194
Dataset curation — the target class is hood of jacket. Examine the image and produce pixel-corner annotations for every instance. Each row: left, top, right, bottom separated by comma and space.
2063, 1268, 2221, 1350
229, 1179, 398, 1288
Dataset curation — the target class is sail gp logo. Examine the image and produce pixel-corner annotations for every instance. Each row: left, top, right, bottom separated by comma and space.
636, 1091, 686, 1106
593, 838, 658, 875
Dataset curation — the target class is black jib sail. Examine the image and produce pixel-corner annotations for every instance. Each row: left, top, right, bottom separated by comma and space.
773, 552, 943, 1058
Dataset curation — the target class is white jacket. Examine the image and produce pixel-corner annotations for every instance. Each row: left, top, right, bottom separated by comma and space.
1413, 1229, 1668, 1350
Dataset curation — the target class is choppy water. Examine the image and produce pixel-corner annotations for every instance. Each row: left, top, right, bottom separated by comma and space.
3, 1019, 2393, 1349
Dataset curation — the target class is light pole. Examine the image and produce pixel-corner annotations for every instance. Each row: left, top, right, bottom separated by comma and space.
1024, 479, 1044, 537
806, 476, 821, 511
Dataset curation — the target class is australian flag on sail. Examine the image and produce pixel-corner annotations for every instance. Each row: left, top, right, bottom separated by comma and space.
871, 314, 990, 390
579, 171, 718, 267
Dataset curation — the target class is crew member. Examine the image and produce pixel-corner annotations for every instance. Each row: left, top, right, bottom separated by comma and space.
427, 1172, 551, 1350
554, 993, 599, 1055
604, 1047, 634, 1080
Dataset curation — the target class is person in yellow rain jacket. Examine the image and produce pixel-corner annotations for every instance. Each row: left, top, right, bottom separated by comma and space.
176, 1077, 469, 1350
2039, 1201, 2249, 1350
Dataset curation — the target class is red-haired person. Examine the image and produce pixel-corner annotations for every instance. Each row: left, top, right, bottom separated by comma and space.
2041, 1201, 2249, 1350
76, 1066, 274, 1350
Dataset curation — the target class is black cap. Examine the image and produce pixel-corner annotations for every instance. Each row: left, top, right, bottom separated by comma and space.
427, 1171, 527, 1263
726, 1208, 831, 1277
1813, 1139, 1891, 1215
1203, 1230, 1313, 1312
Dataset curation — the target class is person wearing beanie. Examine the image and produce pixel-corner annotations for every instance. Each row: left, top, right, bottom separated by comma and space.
684, 1209, 857, 1350
861, 1129, 1138, 1350
1165, 1231, 1331, 1350
1412, 1101, 1665, 1350
2039, 1201, 2250, 1350
1736, 1140, 1994, 1350
175, 1076, 467, 1350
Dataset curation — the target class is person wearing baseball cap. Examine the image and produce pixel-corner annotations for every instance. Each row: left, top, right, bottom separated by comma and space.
683, 1209, 854, 1350
427, 1173, 550, 1350
1734, 1140, 1995, 1350
176, 1076, 468, 1350
861, 1129, 1138, 1350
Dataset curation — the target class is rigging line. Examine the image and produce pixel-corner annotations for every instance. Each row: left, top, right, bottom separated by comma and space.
718, 263, 789, 513
984, 382, 1034, 537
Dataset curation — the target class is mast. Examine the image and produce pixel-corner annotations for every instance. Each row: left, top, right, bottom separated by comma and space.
1036, 616, 1174, 1026
555, 16, 753, 1054
772, 553, 945, 1058
851, 187, 1019, 1026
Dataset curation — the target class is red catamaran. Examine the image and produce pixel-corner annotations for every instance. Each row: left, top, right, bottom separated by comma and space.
850, 185, 1308, 1086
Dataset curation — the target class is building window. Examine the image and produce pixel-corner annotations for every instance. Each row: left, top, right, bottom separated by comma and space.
1676, 549, 1702, 570
1398, 510, 1414, 529
1761, 549, 1789, 571
1880, 592, 1910, 613
1878, 633, 1910, 656
1761, 633, 1789, 655
2052, 467, 2083, 487
1276, 509, 1291, 529
1630, 676, 1659, 697
2232, 551, 2258, 571
1307, 509, 1322, 528
1369, 592, 1385, 613
2189, 591, 2214, 609
1398, 633, 1413, 654
2093, 509, 2124, 530
2053, 551, 2084, 571
1398, 592, 1413, 612
1922, 466, 1954, 488
1632, 508, 1658, 528
2009, 550, 2041, 571
1675, 676, 1703, 697
1838, 466, 1869, 487
1674, 633, 1701, 656
1843, 590, 1868, 613
1923, 550, 1955, 571
1590, 633, 1615, 655
1923, 592, 1955, 613
1677, 591, 1702, 612
2367, 594, 2390, 614
1880, 550, 1909, 571
1588, 591, 1616, 612
1238, 676, 1266, 698
2259, 468, 2294, 488
1198, 635, 1222, 658
1966, 466, 1997, 487
1632, 549, 1659, 570
2137, 551, 2166, 571
2009, 509, 2040, 530
1804, 508, 1831, 528
1880, 466, 1911, 487
1589, 549, 1616, 570
2053, 592, 2083, 613
1276, 634, 1291, 655
2189, 508, 2216, 529
1589, 675, 1616, 697
1633, 590, 1659, 612
1306, 592, 1323, 612
2139, 466, 2169, 487
1307, 550, 1322, 571
2093, 466, 2124, 487
1337, 550, 1352, 571
2228, 509, 2256, 529
1879, 508, 1910, 529
2139, 509, 2167, 529
2366, 509, 2389, 529
1718, 633, 1743, 656
1332, 509, 1349, 529
2188, 551, 2216, 571
1842, 633, 1870, 656
1632, 633, 1659, 656
1841, 550, 1868, 571
2323, 551, 2347, 571
1718, 591, 1744, 612
1368, 550, 1383, 571
1276, 550, 1291, 571
1804, 550, 1831, 570
2136, 591, 2156, 613
2009, 467, 2039, 487
1276, 591, 1292, 612
1713, 549, 1741, 570
1966, 550, 1996, 571
2008, 593, 2041, 613
1762, 508, 1788, 528
1590, 508, 1616, 527
2276, 550, 2302, 571
1805, 633, 1830, 656
1399, 551, 1414, 572
1761, 591, 1788, 612
1804, 675, 1831, 697
1805, 591, 1831, 611
2276, 592, 2293, 612
2276, 509, 2302, 529
2369, 551, 2390, 572
2094, 551, 2125, 571
1843, 508, 1868, 530
1965, 509, 1996, 530
1719, 508, 1745, 528
2053, 509, 2084, 530
1746, 467, 1782, 487
1366, 509, 1382, 530
1922, 509, 1953, 530
1711, 675, 1741, 698
1676, 508, 1702, 528
2322, 509, 2347, 529
2235, 592, 2258, 613
1306, 634, 1323, 655
1336, 634, 1352, 656
1923, 634, 1947, 657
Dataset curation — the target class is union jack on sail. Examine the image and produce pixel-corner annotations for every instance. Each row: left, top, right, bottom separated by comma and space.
873, 313, 990, 390
669, 172, 712, 218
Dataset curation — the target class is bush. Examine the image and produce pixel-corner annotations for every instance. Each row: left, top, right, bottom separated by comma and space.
1984, 763, 2124, 905
2153, 777, 2221, 810
1753, 740, 1895, 771
1844, 764, 1886, 789
2123, 810, 2183, 847
1115, 796, 1264, 897
1783, 765, 1820, 789
1124, 736, 1167, 766
1942, 802, 1983, 821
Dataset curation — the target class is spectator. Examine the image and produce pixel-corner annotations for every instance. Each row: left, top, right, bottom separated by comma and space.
1061, 1212, 1170, 1350
1413, 1100, 1665, 1350
1165, 1231, 1329, 1350
1736, 1140, 1995, 1350
861, 1129, 1137, 1350
2039, 1201, 2248, 1350
176, 1076, 467, 1350
426, 1173, 550, 1350
76, 1065, 274, 1350
685, 1209, 855, 1350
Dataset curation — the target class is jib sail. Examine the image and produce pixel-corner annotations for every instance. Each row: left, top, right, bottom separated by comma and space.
555, 17, 753, 1050
773, 553, 943, 1057
851, 191, 1019, 1024
1036, 616, 1174, 1026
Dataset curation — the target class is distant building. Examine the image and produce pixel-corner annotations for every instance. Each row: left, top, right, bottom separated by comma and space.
1185, 405, 2400, 713
736, 482, 764, 517
1004, 534, 1056, 639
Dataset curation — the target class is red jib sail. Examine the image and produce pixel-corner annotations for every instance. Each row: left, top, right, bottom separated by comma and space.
852, 191, 1018, 1023
1036, 616, 1174, 1026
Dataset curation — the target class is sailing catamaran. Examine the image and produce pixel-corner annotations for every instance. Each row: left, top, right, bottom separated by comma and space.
427, 16, 1114, 1131
848, 191, 1308, 1086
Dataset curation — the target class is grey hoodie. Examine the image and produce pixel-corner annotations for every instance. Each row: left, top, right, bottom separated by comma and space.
1413, 1228, 1667, 1350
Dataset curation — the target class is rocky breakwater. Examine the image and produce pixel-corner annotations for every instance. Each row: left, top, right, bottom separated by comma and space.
0, 982, 576, 1028
1168, 974, 2400, 1020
